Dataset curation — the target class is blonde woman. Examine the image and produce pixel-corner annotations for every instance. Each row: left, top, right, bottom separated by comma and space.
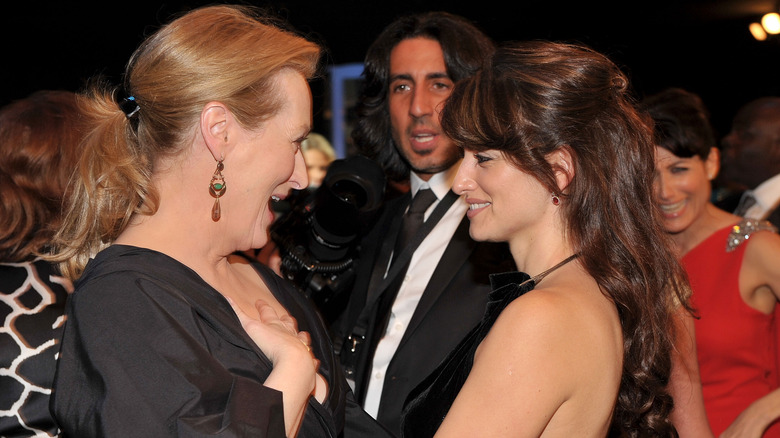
50, 5, 387, 437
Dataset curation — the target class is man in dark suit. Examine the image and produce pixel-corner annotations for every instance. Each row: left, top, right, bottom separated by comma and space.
716, 97, 780, 228
328, 12, 515, 436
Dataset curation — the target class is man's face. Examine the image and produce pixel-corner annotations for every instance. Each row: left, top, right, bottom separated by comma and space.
720, 107, 780, 189
387, 37, 462, 181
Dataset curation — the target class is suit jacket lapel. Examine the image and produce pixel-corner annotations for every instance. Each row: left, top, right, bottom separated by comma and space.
365, 194, 409, 306
398, 215, 475, 349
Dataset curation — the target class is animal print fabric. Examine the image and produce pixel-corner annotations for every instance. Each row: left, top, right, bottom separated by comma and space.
1, 259, 71, 437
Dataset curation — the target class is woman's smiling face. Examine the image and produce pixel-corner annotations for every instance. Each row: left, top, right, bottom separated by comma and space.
653, 146, 718, 235
453, 148, 550, 246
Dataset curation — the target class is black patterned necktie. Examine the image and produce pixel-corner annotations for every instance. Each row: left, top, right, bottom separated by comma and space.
358, 187, 439, 388
367, 187, 438, 363
734, 191, 758, 217
392, 188, 438, 265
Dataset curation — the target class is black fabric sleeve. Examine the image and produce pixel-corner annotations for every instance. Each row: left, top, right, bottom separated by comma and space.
342, 390, 395, 438
53, 274, 286, 437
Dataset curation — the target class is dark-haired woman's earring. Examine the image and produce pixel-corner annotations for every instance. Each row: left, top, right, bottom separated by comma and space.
552, 193, 560, 206
209, 159, 227, 221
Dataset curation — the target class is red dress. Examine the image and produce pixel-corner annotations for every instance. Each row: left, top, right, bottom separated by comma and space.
683, 221, 780, 436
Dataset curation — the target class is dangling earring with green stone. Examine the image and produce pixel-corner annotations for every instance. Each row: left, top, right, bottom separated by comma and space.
209, 158, 227, 221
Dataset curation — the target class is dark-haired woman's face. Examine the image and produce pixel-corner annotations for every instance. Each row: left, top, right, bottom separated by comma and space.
453, 148, 550, 249
653, 146, 718, 235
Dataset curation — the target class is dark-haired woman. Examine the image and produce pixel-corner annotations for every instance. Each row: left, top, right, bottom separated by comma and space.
401, 41, 689, 437
646, 88, 780, 437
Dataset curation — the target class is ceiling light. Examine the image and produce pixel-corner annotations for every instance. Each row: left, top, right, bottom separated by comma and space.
761, 12, 780, 34
750, 22, 768, 40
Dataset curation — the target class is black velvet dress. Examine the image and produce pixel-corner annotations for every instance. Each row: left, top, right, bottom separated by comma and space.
52, 244, 389, 437
400, 271, 535, 437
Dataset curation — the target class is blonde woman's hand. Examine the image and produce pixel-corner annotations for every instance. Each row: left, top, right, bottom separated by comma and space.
230, 298, 316, 369
229, 297, 317, 437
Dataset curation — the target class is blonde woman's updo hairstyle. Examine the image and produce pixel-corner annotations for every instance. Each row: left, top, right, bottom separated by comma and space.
51, 5, 321, 279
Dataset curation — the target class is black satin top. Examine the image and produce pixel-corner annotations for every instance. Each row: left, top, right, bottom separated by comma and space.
400, 271, 535, 437
52, 245, 388, 437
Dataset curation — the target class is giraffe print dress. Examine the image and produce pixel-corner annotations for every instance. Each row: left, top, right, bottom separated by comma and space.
1, 258, 71, 437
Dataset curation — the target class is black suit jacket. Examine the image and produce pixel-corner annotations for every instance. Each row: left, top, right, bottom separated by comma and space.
330, 192, 515, 436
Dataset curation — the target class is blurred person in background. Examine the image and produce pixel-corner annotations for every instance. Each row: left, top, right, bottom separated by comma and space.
647, 87, 780, 437
0, 90, 85, 437
716, 97, 780, 229
301, 132, 336, 189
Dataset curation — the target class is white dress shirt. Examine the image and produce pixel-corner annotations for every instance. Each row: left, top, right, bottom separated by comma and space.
741, 173, 780, 220
362, 164, 467, 418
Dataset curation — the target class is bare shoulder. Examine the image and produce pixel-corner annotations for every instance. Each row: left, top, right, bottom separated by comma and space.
743, 225, 780, 251
490, 286, 578, 337
490, 272, 613, 337
742, 227, 780, 274
480, 270, 622, 373
454, 270, 622, 436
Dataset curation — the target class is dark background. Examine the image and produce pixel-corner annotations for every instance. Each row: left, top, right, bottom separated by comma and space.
4, 0, 779, 144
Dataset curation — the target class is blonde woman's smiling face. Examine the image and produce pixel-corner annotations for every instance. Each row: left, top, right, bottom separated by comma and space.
231, 70, 312, 250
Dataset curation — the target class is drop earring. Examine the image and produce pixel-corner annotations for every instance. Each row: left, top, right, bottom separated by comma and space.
209, 158, 227, 221
552, 193, 560, 206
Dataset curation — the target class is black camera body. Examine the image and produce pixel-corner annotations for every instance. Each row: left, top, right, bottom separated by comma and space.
271, 155, 385, 323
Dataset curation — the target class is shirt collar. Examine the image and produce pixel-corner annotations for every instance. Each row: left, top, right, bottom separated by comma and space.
409, 158, 462, 200
751, 172, 780, 210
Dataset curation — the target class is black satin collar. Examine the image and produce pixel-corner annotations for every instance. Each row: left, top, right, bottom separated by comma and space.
488, 271, 531, 290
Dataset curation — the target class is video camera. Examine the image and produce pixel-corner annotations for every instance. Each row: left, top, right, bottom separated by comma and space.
270, 154, 386, 323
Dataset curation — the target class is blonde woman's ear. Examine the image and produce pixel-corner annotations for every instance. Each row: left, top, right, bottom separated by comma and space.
200, 102, 230, 160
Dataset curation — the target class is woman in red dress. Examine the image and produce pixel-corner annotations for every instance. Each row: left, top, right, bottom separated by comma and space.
645, 88, 780, 437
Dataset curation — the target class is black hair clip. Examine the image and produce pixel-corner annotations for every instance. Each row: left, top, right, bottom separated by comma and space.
119, 96, 141, 119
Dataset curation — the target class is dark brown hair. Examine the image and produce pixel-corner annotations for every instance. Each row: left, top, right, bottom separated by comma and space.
442, 40, 688, 436
0, 90, 85, 262
639, 87, 716, 159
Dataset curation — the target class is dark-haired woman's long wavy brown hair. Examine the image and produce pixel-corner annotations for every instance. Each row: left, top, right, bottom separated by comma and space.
441, 40, 690, 437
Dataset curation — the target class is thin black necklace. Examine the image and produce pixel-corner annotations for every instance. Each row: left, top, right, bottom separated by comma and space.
519, 253, 580, 287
